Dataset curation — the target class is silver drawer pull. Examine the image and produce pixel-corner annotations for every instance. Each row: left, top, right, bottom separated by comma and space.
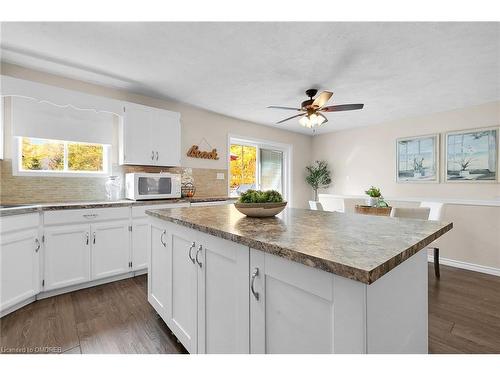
93, 232, 96, 244
34, 238, 40, 252
86, 232, 89, 245
195, 245, 203, 268
188, 241, 196, 263
83, 214, 98, 219
251, 267, 259, 301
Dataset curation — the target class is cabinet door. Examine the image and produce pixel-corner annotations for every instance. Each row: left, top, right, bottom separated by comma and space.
148, 222, 169, 322
196, 233, 249, 354
151, 110, 181, 166
0, 229, 40, 311
131, 217, 149, 271
250, 249, 335, 354
44, 224, 90, 291
91, 220, 130, 280
122, 103, 153, 165
166, 222, 198, 353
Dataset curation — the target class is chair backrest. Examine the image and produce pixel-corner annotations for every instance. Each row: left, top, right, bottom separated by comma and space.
309, 201, 324, 211
390, 207, 430, 220
419, 201, 444, 221
318, 196, 345, 213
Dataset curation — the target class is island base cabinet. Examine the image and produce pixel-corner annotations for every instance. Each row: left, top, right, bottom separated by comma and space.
249, 248, 428, 354
148, 223, 170, 323
197, 233, 249, 354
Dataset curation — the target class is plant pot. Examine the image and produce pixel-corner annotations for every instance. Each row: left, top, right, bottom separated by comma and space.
459, 170, 470, 177
234, 202, 287, 217
413, 171, 422, 178
366, 197, 379, 207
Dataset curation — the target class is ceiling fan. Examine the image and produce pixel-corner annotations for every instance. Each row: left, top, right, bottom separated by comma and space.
268, 88, 364, 128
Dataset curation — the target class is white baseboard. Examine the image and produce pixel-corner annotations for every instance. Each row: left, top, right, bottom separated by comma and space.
428, 254, 500, 277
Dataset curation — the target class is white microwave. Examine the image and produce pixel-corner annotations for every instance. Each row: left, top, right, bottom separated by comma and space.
125, 173, 182, 200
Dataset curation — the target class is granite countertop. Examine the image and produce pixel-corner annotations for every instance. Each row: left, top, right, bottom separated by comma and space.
146, 205, 453, 284
0, 196, 235, 217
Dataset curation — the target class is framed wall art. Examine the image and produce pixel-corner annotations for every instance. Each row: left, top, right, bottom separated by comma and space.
396, 134, 439, 183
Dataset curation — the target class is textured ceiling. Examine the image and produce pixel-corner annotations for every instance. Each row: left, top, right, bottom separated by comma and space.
1, 22, 499, 135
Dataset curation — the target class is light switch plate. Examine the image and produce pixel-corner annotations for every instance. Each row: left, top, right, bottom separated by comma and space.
216, 173, 225, 180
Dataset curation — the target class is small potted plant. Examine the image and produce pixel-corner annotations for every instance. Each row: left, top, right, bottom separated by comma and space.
458, 156, 474, 177
234, 190, 287, 217
305, 161, 332, 201
364, 186, 382, 207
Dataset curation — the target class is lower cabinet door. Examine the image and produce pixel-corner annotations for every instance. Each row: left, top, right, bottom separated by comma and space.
131, 217, 149, 271
0, 229, 40, 311
249, 249, 335, 354
148, 222, 169, 322
44, 224, 91, 291
196, 233, 249, 354
91, 220, 130, 280
166, 222, 198, 353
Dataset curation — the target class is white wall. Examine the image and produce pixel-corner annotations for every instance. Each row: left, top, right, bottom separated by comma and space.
1, 63, 313, 208
313, 102, 500, 271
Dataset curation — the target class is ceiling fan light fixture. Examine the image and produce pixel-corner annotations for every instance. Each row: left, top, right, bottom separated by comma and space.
299, 112, 326, 128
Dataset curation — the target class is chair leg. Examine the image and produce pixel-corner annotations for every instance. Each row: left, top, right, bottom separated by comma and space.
433, 248, 440, 279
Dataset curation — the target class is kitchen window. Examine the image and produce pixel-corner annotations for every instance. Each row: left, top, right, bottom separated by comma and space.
228, 135, 291, 200
14, 136, 111, 177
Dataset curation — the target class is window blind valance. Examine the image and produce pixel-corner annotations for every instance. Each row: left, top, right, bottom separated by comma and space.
11, 96, 115, 145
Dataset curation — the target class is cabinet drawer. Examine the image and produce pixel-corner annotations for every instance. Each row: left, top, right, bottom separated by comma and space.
44, 207, 130, 226
132, 203, 189, 218
0, 213, 40, 234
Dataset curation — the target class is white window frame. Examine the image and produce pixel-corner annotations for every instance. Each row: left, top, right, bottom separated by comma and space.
12, 136, 111, 178
228, 134, 292, 203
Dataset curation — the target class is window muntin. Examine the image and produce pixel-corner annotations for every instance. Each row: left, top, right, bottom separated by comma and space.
18, 137, 109, 175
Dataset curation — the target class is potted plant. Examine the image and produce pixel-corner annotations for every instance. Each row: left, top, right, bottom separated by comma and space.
305, 161, 332, 201
234, 190, 287, 217
412, 157, 425, 177
457, 156, 474, 177
364, 186, 382, 207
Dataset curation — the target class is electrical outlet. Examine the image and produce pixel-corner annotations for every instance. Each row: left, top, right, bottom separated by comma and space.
216, 172, 225, 180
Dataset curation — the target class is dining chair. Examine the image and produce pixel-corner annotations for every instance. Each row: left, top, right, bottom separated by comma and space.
420, 201, 444, 279
309, 201, 324, 211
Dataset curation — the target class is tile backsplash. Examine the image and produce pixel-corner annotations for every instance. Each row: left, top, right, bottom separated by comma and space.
0, 159, 227, 203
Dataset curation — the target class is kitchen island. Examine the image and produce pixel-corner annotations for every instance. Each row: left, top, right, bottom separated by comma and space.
146, 205, 452, 354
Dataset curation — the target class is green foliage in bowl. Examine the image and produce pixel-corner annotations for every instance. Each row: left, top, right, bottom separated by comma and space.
238, 190, 284, 203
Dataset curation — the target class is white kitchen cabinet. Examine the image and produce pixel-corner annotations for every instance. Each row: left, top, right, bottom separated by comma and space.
43, 207, 131, 292
148, 219, 249, 354
91, 219, 130, 280
0, 214, 40, 314
119, 102, 181, 167
44, 224, 91, 290
196, 232, 249, 354
249, 249, 336, 354
166, 223, 198, 353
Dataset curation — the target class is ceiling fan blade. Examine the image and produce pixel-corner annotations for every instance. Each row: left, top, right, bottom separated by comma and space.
312, 91, 333, 108
318, 113, 328, 124
276, 113, 304, 124
267, 106, 301, 111
321, 104, 364, 112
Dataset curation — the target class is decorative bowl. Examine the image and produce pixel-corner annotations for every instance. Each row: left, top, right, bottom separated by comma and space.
233, 202, 287, 217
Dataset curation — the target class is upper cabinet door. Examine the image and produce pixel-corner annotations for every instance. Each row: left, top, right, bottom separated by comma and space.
151, 109, 181, 167
121, 103, 153, 165
120, 102, 181, 167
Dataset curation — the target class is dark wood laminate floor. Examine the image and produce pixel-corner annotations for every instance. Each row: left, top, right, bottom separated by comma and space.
0, 276, 187, 354
1, 264, 499, 354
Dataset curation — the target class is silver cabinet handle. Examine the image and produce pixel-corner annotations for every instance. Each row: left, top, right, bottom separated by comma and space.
188, 241, 196, 263
251, 267, 259, 301
34, 238, 40, 252
93, 232, 96, 245
86, 232, 89, 245
83, 213, 98, 219
151, 151, 155, 160
155, 151, 159, 161
195, 244, 203, 268
160, 230, 166, 247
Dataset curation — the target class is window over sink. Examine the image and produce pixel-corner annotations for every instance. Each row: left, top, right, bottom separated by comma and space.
14, 136, 111, 177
